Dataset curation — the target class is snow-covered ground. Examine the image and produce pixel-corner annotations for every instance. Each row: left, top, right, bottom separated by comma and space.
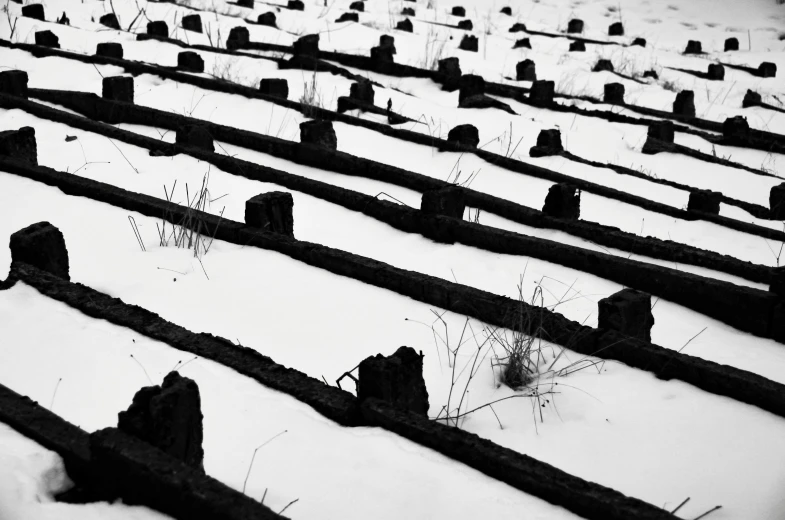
2, 0, 785, 518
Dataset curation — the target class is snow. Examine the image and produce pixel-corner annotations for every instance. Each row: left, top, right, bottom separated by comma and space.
2, 0, 785, 518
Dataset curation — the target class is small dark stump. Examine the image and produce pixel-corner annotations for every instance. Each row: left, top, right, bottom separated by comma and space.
770, 183, 785, 220
529, 80, 555, 106
500, 6, 512, 15
10, 221, 69, 280
34, 30, 60, 48
96, 42, 123, 59
293, 34, 319, 56
608, 22, 624, 36
421, 186, 465, 219
0, 126, 37, 165
102, 76, 134, 103
438, 57, 461, 90
175, 126, 214, 152
177, 51, 204, 73
349, 1, 364, 11
688, 189, 721, 214
643, 69, 658, 79
99, 13, 121, 30
182, 14, 202, 33
604, 83, 625, 104
724, 37, 739, 51
300, 120, 337, 150
567, 19, 583, 34
237, 0, 253, 8
759, 62, 777, 78
147, 21, 168, 37
350, 79, 375, 104
641, 120, 675, 154
451, 6, 465, 17
542, 183, 580, 219
516, 59, 536, 81
371, 45, 394, 64
673, 90, 695, 117
380, 35, 396, 54
118, 372, 204, 471
770, 266, 785, 296
593, 59, 614, 73
257, 12, 276, 27
530, 129, 564, 157
447, 124, 479, 148
684, 40, 702, 54
513, 38, 531, 49
401, 7, 415, 16
358, 347, 429, 416
459, 35, 478, 52
226, 26, 250, 50
287, 0, 304, 9
245, 192, 294, 237
723, 116, 749, 140
0, 70, 28, 98
631, 37, 646, 47
336, 12, 359, 22
742, 89, 761, 108
569, 41, 585, 52
458, 74, 485, 105
707, 63, 725, 81
57, 12, 69, 25
259, 78, 288, 99
456, 19, 473, 30
21, 4, 44, 21
598, 289, 654, 342
396, 18, 413, 32
509, 22, 526, 32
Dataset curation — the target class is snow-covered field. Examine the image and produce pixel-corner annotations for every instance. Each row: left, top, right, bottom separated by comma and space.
2, 0, 785, 518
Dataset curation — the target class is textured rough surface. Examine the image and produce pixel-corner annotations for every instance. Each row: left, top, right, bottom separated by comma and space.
118, 371, 205, 470
245, 191, 295, 237
358, 347, 429, 416
91, 428, 284, 519
10, 221, 69, 280
0, 126, 37, 164
598, 289, 654, 342
542, 183, 580, 220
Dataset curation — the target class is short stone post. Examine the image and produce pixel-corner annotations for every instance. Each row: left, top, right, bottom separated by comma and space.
604, 83, 624, 104
9, 221, 69, 280
542, 183, 580, 219
516, 59, 536, 81
102, 76, 134, 103
421, 186, 466, 219
0, 126, 37, 164
259, 78, 289, 99
673, 90, 695, 117
0, 70, 28, 98
447, 124, 479, 148
357, 347, 429, 416
96, 42, 124, 59
245, 192, 295, 237
687, 189, 722, 215
299, 120, 337, 150
598, 289, 654, 342
529, 129, 563, 157
175, 125, 214, 152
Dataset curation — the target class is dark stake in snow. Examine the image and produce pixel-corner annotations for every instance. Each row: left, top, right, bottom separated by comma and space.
96, 42, 124, 59
9, 221, 69, 280
447, 124, 480, 148
177, 51, 204, 73
542, 183, 580, 219
299, 120, 337, 150
530, 129, 564, 158
175, 125, 214, 152
259, 78, 289, 99
358, 347, 430, 416
598, 289, 654, 342
182, 14, 202, 33
0, 70, 28, 98
687, 189, 722, 215
118, 371, 205, 470
102, 76, 134, 103
673, 90, 696, 117
245, 192, 295, 237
